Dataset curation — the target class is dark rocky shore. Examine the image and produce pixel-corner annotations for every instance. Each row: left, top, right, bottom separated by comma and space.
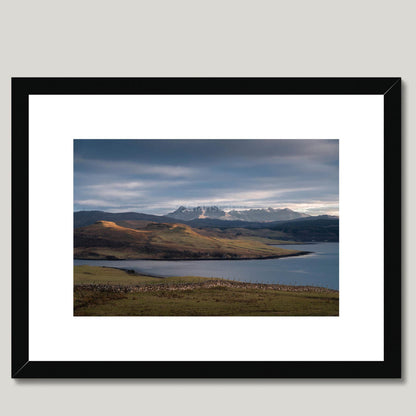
74, 250, 312, 261
74, 279, 338, 294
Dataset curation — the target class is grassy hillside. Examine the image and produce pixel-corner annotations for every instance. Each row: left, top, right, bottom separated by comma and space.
193, 226, 298, 244
107, 220, 297, 244
74, 220, 307, 260
107, 219, 337, 244
74, 266, 339, 316
74, 264, 213, 285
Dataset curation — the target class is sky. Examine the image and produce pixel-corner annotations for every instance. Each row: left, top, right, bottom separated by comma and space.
74, 139, 339, 216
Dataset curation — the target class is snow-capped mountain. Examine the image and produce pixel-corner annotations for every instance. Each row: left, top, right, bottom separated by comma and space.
166, 206, 310, 222
166, 206, 226, 221
225, 207, 310, 222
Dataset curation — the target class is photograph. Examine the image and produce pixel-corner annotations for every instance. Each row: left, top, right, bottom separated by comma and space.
74, 139, 339, 316
11, 76, 401, 378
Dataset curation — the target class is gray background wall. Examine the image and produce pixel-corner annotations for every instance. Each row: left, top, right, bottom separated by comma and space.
1, 1, 414, 415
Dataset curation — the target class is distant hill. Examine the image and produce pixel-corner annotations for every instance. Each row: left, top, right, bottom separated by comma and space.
74, 210, 179, 228
275, 214, 338, 222
74, 220, 305, 260
186, 215, 338, 231
167, 206, 310, 222
74, 210, 265, 229
269, 218, 339, 242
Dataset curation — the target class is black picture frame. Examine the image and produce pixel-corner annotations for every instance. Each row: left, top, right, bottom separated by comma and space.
12, 77, 401, 378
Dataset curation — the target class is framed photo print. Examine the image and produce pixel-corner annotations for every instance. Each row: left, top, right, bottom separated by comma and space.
12, 78, 401, 378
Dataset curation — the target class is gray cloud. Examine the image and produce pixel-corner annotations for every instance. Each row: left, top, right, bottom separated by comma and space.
74, 139, 339, 216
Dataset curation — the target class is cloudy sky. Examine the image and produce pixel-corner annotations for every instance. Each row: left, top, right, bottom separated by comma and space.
74, 139, 339, 216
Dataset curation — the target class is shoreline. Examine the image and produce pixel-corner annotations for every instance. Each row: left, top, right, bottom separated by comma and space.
74, 264, 338, 293
74, 265, 338, 293
73, 250, 312, 262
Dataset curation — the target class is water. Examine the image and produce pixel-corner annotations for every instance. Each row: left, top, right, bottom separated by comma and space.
74, 242, 339, 290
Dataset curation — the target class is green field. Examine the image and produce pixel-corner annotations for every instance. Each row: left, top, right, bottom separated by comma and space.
74, 265, 339, 316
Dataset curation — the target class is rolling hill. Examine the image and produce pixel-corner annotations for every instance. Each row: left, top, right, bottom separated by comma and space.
74, 210, 179, 228
74, 220, 307, 260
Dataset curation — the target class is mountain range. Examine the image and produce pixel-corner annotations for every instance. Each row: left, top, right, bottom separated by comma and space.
166, 206, 310, 222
